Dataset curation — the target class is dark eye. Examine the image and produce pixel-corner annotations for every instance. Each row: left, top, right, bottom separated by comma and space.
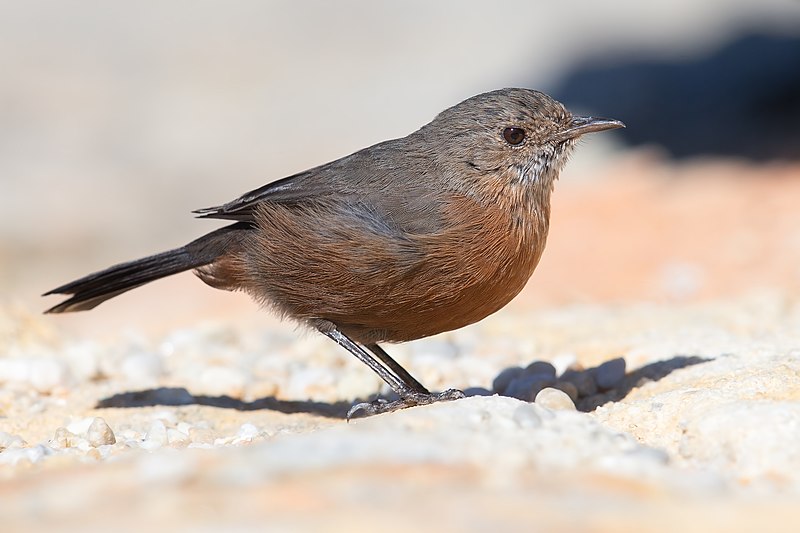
503, 127, 526, 145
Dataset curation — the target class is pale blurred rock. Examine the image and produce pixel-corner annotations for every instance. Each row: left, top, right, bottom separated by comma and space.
535, 387, 577, 411
120, 352, 163, 384
0, 431, 26, 451
86, 418, 116, 447
195, 366, 248, 398
552, 381, 579, 402
143, 420, 168, 449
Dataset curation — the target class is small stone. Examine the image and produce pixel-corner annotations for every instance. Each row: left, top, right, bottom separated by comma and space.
86, 417, 116, 447
143, 420, 168, 448
120, 352, 162, 384
463, 387, 493, 397
196, 366, 248, 397
0, 431, 26, 451
66, 417, 95, 436
594, 358, 627, 391
50, 427, 73, 449
0, 444, 51, 466
491, 366, 524, 394
523, 361, 557, 379
29, 358, 70, 393
188, 427, 216, 445
512, 403, 543, 428
236, 423, 259, 442
560, 369, 598, 397
552, 381, 579, 403
151, 410, 178, 425
504, 374, 555, 402
535, 387, 577, 411
167, 428, 190, 447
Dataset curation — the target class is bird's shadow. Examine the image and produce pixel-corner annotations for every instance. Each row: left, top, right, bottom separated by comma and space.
576, 354, 711, 412
96, 388, 353, 419
95, 354, 710, 418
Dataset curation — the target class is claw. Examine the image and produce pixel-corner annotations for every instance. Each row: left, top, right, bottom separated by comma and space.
346, 388, 465, 420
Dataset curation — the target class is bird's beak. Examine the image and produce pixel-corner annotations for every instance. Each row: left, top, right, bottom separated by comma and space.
551, 116, 625, 143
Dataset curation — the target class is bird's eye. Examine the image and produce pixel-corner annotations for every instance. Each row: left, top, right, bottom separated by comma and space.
503, 127, 526, 146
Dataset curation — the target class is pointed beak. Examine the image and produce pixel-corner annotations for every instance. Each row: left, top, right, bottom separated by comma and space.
551, 116, 625, 143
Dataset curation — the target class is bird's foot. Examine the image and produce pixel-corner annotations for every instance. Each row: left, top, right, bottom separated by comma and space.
346, 388, 465, 420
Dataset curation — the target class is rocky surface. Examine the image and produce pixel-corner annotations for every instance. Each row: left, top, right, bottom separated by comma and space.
2, 286, 800, 531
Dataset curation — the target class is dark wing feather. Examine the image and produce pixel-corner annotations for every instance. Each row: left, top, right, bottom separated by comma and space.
192, 135, 446, 235
193, 169, 329, 222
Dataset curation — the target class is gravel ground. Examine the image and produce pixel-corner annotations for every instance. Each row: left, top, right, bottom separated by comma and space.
2, 288, 800, 531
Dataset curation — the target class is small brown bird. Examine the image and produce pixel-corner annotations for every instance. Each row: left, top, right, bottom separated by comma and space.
44, 88, 623, 416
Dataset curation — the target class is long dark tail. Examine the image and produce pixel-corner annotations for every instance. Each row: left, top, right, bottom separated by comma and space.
43, 222, 252, 314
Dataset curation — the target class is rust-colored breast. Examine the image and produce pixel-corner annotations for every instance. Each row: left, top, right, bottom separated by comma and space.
231, 191, 548, 344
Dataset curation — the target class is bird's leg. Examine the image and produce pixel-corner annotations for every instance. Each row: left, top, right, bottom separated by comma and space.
318, 325, 464, 418
364, 343, 429, 394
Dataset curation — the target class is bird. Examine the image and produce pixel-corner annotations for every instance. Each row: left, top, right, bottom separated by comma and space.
44, 88, 624, 417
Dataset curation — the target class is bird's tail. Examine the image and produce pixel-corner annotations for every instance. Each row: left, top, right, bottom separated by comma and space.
43, 222, 251, 313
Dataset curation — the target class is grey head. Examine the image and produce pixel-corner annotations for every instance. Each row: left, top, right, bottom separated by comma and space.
416, 88, 624, 187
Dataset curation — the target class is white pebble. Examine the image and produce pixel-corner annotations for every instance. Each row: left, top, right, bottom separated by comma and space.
86, 417, 116, 447
0, 445, 49, 465
512, 404, 543, 428
553, 381, 579, 403
196, 366, 248, 397
535, 387, 577, 411
188, 427, 215, 445
151, 410, 178, 425
0, 431, 26, 451
120, 352, 163, 384
29, 358, 70, 392
50, 427, 73, 449
66, 417, 95, 436
233, 423, 259, 444
167, 428, 190, 446
143, 420, 168, 449
0, 358, 69, 393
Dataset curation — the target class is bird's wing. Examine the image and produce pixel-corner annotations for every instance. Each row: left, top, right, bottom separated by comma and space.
192, 137, 447, 235
192, 168, 328, 222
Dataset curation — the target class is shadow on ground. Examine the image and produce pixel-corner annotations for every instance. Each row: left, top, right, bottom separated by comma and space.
578, 355, 710, 411
97, 388, 352, 419
96, 355, 711, 418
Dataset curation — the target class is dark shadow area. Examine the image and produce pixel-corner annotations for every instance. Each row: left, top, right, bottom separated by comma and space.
577, 355, 711, 412
97, 355, 712, 418
97, 387, 352, 419
489, 355, 712, 412
549, 32, 800, 160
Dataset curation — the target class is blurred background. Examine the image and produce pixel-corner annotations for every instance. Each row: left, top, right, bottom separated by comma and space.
2, 0, 800, 335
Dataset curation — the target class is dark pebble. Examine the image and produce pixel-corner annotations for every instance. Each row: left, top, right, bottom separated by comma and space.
492, 366, 524, 394
593, 357, 627, 391
504, 374, 556, 402
559, 369, 598, 397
